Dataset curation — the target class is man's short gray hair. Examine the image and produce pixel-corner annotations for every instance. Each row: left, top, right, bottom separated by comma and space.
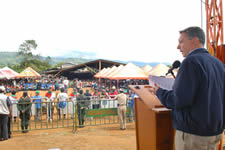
179, 26, 205, 45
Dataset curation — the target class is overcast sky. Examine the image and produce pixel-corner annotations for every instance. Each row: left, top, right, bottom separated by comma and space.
0, 0, 224, 64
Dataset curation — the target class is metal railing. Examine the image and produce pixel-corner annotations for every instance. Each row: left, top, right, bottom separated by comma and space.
10, 96, 135, 133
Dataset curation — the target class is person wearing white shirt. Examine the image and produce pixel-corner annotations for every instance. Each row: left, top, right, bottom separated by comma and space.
57, 88, 68, 120
0, 86, 11, 140
63, 78, 69, 90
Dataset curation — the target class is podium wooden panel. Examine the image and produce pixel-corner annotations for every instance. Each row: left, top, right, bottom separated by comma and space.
129, 85, 174, 150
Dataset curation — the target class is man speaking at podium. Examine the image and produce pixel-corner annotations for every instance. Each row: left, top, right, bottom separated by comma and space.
149, 26, 225, 150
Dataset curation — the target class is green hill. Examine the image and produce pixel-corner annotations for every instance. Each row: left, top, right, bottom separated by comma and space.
0, 52, 24, 67
0, 51, 90, 68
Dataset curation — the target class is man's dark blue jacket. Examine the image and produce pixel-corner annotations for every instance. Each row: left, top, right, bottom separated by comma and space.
156, 48, 225, 136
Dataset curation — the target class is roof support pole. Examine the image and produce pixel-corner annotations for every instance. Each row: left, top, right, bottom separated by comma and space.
110, 79, 112, 91
99, 60, 102, 88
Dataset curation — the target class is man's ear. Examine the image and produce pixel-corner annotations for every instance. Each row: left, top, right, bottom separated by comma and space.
192, 37, 200, 45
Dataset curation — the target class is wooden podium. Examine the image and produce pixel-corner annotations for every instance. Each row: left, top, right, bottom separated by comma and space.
129, 85, 174, 150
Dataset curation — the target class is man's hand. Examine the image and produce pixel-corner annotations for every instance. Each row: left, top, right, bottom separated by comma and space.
148, 84, 160, 95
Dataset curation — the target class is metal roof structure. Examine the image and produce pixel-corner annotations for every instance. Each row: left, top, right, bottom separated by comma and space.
43, 59, 126, 78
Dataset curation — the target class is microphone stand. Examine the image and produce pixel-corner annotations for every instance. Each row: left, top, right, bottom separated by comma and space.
171, 71, 176, 78
166, 70, 176, 78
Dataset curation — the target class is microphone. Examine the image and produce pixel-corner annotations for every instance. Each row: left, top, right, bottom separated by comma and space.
166, 60, 181, 78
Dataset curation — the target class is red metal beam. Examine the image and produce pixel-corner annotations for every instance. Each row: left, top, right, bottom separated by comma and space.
206, 0, 225, 64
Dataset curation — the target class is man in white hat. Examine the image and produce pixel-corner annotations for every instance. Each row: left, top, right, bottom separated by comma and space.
114, 88, 128, 130
0, 86, 12, 141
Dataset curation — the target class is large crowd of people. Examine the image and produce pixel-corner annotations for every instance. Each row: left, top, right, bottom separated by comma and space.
0, 75, 143, 141
0, 74, 148, 93
0, 75, 96, 93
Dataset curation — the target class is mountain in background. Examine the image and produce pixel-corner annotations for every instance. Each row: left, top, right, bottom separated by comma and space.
0, 51, 91, 66
59, 51, 170, 67
113, 60, 170, 67
56, 50, 97, 60
0, 51, 170, 67
0, 52, 24, 66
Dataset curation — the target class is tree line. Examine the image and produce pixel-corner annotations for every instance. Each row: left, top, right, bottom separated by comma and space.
1, 40, 88, 73
7, 40, 52, 73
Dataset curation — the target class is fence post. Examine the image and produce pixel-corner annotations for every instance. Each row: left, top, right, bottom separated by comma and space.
72, 101, 78, 133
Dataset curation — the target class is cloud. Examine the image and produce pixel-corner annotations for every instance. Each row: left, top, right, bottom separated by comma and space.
0, 0, 222, 64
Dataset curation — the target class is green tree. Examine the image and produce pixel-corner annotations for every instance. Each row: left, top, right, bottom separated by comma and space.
16, 40, 52, 73
53, 62, 64, 68
45, 56, 52, 64
18, 40, 38, 66
25, 59, 52, 72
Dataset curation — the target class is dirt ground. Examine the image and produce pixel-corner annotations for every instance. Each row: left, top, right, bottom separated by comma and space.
0, 122, 136, 150
1, 88, 136, 150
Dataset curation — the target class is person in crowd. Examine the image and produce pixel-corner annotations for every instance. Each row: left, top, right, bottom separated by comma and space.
76, 89, 89, 128
128, 91, 136, 122
109, 86, 118, 99
77, 80, 83, 89
72, 79, 77, 89
68, 88, 78, 118
91, 81, 97, 89
0, 86, 11, 141
45, 87, 56, 121
9, 91, 18, 116
109, 89, 115, 98
123, 88, 128, 95
92, 89, 100, 109
84, 89, 92, 120
84, 89, 91, 97
32, 90, 43, 121
114, 88, 128, 130
113, 86, 118, 95
63, 77, 69, 91
18, 91, 31, 133
149, 26, 225, 150
8, 90, 18, 138
13, 80, 16, 88
100, 89, 110, 99
92, 89, 99, 97
70, 80, 74, 89
24, 84, 29, 91
69, 88, 78, 98
57, 88, 68, 120
55, 78, 59, 90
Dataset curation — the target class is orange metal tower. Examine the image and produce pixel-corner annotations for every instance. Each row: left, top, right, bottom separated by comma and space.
206, 2, 224, 149
206, 0, 225, 64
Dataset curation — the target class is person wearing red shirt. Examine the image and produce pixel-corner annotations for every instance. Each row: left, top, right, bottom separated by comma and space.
92, 89, 99, 97
68, 88, 78, 118
109, 89, 115, 99
69, 88, 78, 98
45, 87, 55, 121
